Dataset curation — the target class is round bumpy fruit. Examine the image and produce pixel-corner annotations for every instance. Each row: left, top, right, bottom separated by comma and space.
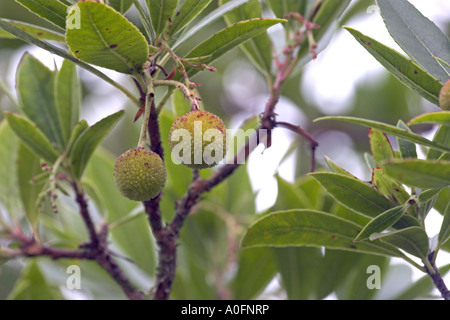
113, 148, 167, 201
168, 110, 227, 169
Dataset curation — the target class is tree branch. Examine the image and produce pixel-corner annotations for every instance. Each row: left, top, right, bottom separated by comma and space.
426, 253, 450, 300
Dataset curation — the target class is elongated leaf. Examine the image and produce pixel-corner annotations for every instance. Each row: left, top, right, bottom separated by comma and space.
344, 27, 443, 105
376, 226, 429, 259
0, 19, 65, 41
369, 128, 394, 167
324, 156, 356, 178
267, 0, 303, 24
16, 0, 68, 30
147, 0, 178, 38
408, 111, 450, 126
16, 53, 65, 150
70, 110, 125, 178
382, 159, 450, 189
55, 60, 81, 145
231, 247, 277, 299
65, 120, 89, 155
377, 0, 450, 83
354, 205, 408, 242
172, 0, 254, 50
273, 247, 322, 300
170, 0, 212, 36
109, 0, 133, 13
66, 1, 149, 74
221, 0, 273, 74
241, 209, 406, 258
0, 19, 140, 106
0, 121, 21, 217
17, 143, 44, 225
186, 18, 284, 73
427, 125, 450, 161
397, 120, 417, 159
310, 172, 393, 218
315, 116, 450, 153
438, 199, 450, 250
8, 261, 63, 300
5, 113, 59, 163
372, 168, 411, 209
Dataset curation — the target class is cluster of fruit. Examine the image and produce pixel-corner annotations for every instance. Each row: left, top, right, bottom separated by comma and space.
113, 110, 226, 201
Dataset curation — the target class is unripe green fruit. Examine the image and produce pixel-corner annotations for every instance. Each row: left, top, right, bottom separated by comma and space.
113, 148, 166, 201
439, 80, 450, 110
168, 110, 227, 169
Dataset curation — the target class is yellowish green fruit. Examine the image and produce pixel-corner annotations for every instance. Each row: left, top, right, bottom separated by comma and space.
113, 148, 166, 201
168, 110, 227, 169
439, 80, 450, 110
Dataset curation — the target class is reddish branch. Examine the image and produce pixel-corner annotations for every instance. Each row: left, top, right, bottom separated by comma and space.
3, 184, 146, 300
143, 14, 322, 300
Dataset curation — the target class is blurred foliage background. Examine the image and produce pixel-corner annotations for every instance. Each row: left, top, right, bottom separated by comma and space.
0, 0, 449, 300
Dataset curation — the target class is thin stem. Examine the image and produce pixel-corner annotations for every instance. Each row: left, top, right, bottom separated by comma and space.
276, 121, 318, 172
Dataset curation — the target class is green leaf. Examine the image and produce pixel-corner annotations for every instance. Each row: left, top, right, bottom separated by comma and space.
169, 0, 212, 36
376, 227, 429, 259
65, 120, 89, 155
186, 18, 284, 73
0, 19, 141, 106
5, 113, 59, 163
147, 0, 179, 38
0, 121, 21, 217
310, 172, 393, 218
354, 205, 408, 242
273, 174, 311, 211
273, 247, 322, 300
70, 110, 125, 178
241, 209, 406, 258
8, 261, 63, 300
66, 1, 149, 74
17, 143, 45, 225
231, 247, 277, 299
376, 0, 450, 83
172, 0, 254, 50
408, 111, 450, 126
324, 156, 356, 178
109, 0, 133, 13
382, 159, 450, 189
16, 0, 68, 30
267, 0, 303, 24
0, 19, 65, 41
396, 120, 417, 159
314, 116, 450, 153
438, 199, 450, 250
372, 168, 412, 210
55, 60, 81, 145
427, 125, 450, 161
221, 0, 273, 74
369, 128, 394, 167
16, 53, 65, 149
344, 27, 443, 105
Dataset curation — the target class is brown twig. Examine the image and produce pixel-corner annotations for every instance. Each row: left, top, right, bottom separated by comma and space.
426, 253, 450, 300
